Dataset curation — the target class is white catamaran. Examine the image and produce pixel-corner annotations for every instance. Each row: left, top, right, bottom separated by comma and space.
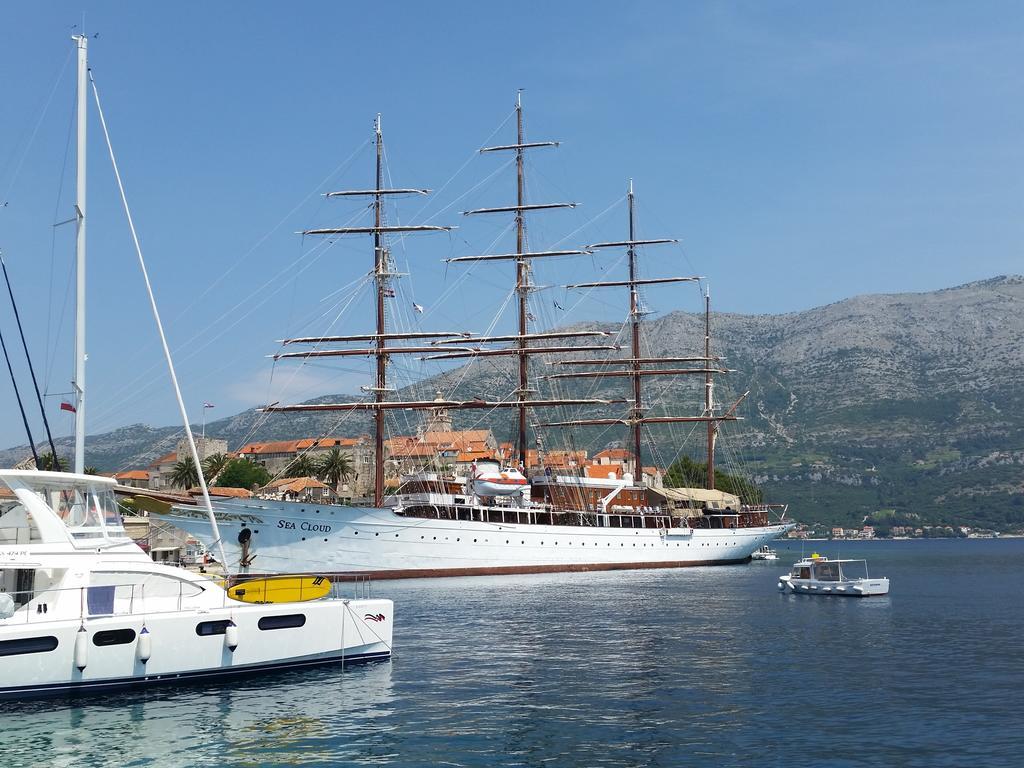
0, 37, 392, 699
159, 96, 793, 578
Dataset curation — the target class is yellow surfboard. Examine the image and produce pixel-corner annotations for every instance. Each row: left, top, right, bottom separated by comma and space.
226, 575, 332, 604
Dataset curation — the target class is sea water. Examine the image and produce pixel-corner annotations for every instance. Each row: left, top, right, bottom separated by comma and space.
1, 538, 1021, 767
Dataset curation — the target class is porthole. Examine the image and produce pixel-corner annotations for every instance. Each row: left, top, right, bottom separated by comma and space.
0, 636, 59, 656
258, 614, 306, 631
93, 628, 137, 647
195, 620, 232, 637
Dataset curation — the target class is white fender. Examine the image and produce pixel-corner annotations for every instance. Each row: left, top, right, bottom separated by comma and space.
225, 620, 239, 651
137, 626, 152, 663
74, 627, 88, 671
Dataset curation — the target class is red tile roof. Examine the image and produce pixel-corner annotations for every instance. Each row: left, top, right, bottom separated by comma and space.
116, 470, 150, 481
148, 452, 178, 468
584, 461, 628, 479
188, 486, 253, 498
456, 450, 495, 463
279, 477, 330, 493
595, 448, 633, 461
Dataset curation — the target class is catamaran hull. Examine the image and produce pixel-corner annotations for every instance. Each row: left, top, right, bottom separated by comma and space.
0, 599, 393, 701
160, 500, 793, 578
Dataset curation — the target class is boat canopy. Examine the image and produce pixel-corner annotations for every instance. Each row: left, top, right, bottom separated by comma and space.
650, 487, 741, 510
0, 470, 131, 546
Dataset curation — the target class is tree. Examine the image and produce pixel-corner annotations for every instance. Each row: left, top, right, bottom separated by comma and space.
36, 452, 67, 471
317, 448, 353, 492
664, 455, 763, 505
216, 459, 271, 491
83, 466, 100, 476
283, 453, 318, 478
169, 456, 200, 489
202, 452, 230, 483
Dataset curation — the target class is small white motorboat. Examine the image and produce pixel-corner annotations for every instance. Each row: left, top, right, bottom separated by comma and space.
778, 553, 889, 597
751, 545, 778, 560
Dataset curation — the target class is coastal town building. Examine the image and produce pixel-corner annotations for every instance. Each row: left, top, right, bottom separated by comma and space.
147, 437, 228, 491
237, 435, 373, 497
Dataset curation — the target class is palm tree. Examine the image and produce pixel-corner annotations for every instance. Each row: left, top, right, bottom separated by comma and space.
37, 452, 67, 471
83, 466, 100, 476
169, 456, 200, 489
284, 453, 318, 478
202, 452, 230, 484
317, 448, 353, 493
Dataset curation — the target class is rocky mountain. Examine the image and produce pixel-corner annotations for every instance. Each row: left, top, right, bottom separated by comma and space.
4, 276, 1023, 530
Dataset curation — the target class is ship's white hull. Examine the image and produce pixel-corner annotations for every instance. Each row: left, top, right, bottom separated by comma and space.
161, 499, 793, 578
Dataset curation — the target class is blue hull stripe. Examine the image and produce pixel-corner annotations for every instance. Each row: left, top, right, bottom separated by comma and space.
0, 650, 391, 701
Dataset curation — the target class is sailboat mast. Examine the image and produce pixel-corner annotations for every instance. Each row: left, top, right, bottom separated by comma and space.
72, 34, 88, 474
373, 115, 386, 507
515, 93, 529, 467
627, 181, 642, 477
704, 287, 715, 490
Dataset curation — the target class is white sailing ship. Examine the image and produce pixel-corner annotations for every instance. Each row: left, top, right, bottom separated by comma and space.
159, 96, 793, 577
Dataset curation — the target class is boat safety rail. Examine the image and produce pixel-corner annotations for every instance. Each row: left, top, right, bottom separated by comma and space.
0, 578, 210, 625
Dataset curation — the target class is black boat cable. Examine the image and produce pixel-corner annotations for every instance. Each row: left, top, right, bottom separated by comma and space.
0, 305, 39, 467
0, 251, 62, 467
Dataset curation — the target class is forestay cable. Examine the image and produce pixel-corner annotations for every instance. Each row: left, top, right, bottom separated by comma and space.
90, 72, 229, 570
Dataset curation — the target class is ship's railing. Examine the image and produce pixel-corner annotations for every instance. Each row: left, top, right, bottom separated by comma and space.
0, 579, 212, 625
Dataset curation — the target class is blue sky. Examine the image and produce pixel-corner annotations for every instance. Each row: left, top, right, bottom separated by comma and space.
0, 1, 1021, 453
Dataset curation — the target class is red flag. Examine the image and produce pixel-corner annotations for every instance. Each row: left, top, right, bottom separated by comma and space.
60, 401, 77, 413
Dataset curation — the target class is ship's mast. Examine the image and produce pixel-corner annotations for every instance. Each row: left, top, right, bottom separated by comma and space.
271, 109, 617, 496
72, 34, 88, 474
627, 181, 642, 476
514, 94, 528, 467
539, 182, 739, 491
290, 116, 452, 506
373, 116, 387, 506
459, 92, 589, 466
704, 287, 715, 489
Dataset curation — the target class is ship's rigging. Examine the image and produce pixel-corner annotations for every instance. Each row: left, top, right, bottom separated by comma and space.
264, 110, 615, 506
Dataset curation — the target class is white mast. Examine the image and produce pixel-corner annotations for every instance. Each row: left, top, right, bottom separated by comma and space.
72, 34, 88, 473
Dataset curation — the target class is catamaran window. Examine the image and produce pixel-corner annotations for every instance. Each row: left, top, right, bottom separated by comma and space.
92, 490, 127, 534
196, 619, 233, 636
51, 488, 128, 541
92, 628, 137, 647
0, 636, 59, 656
258, 614, 306, 630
